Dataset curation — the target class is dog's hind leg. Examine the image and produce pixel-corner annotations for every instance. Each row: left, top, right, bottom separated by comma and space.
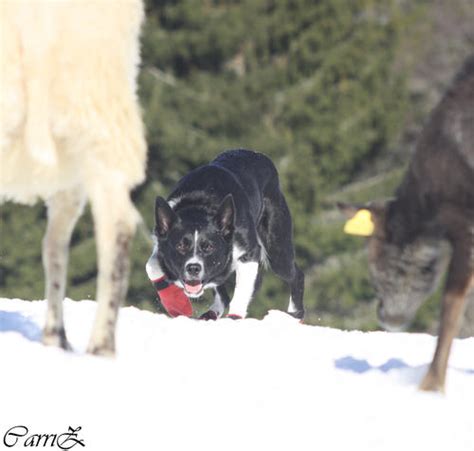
258, 194, 305, 320
86, 178, 137, 356
287, 264, 305, 320
43, 188, 86, 349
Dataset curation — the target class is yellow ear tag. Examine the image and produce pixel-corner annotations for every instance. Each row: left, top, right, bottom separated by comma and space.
344, 209, 374, 236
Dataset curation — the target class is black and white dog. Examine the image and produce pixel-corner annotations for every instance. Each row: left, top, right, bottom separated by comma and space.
146, 149, 305, 320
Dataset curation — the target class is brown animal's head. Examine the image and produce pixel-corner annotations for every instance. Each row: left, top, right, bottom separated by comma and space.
339, 201, 449, 331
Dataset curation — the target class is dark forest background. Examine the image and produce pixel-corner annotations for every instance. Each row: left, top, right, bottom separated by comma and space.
1, 0, 473, 332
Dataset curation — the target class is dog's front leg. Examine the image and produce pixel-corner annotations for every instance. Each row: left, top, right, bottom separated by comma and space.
228, 261, 259, 318
146, 240, 194, 318
145, 239, 165, 281
200, 286, 230, 320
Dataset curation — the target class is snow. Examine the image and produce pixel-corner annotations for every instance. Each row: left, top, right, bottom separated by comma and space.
0, 298, 473, 451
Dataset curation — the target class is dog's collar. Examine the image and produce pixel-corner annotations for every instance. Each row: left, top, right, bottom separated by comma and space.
151, 275, 170, 291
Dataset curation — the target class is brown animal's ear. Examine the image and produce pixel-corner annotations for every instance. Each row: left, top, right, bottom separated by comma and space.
155, 196, 177, 237
337, 202, 367, 219
337, 202, 386, 237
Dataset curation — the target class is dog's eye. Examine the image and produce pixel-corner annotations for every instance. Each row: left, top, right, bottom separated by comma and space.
199, 241, 214, 254
176, 240, 191, 254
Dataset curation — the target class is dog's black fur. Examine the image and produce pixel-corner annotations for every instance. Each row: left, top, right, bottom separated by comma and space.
150, 149, 304, 319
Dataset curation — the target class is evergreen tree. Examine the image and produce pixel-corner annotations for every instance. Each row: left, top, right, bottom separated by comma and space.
2, 0, 442, 331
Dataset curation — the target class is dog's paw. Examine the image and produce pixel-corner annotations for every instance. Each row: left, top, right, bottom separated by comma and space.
288, 310, 305, 321
199, 310, 218, 321
226, 314, 243, 320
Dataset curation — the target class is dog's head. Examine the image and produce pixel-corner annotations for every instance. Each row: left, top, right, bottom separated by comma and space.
153, 194, 235, 298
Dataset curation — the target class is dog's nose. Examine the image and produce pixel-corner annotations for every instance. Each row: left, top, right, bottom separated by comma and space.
185, 263, 202, 277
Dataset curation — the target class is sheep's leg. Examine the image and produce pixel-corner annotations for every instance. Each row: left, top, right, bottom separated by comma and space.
43, 188, 86, 349
87, 182, 137, 356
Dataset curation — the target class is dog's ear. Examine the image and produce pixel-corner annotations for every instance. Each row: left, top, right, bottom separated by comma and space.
155, 196, 177, 237
215, 194, 235, 238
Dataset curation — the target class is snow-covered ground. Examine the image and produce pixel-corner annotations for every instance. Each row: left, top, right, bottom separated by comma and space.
0, 298, 473, 451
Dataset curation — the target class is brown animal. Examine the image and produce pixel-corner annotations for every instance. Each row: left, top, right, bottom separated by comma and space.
340, 55, 474, 392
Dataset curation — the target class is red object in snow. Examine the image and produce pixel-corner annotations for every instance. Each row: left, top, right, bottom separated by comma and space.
152, 277, 193, 317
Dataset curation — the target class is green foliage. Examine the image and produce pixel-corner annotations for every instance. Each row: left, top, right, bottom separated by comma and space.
0, 203, 45, 300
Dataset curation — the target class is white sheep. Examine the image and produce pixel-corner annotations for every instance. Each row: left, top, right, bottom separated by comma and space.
0, 0, 147, 355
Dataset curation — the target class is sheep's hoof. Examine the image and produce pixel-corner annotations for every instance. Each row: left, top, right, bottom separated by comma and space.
43, 327, 71, 351
419, 370, 445, 393
87, 340, 115, 357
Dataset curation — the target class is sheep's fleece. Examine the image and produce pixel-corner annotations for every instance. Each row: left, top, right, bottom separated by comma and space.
0, 0, 146, 202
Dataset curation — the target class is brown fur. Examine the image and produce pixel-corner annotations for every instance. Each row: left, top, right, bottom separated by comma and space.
340, 55, 474, 392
